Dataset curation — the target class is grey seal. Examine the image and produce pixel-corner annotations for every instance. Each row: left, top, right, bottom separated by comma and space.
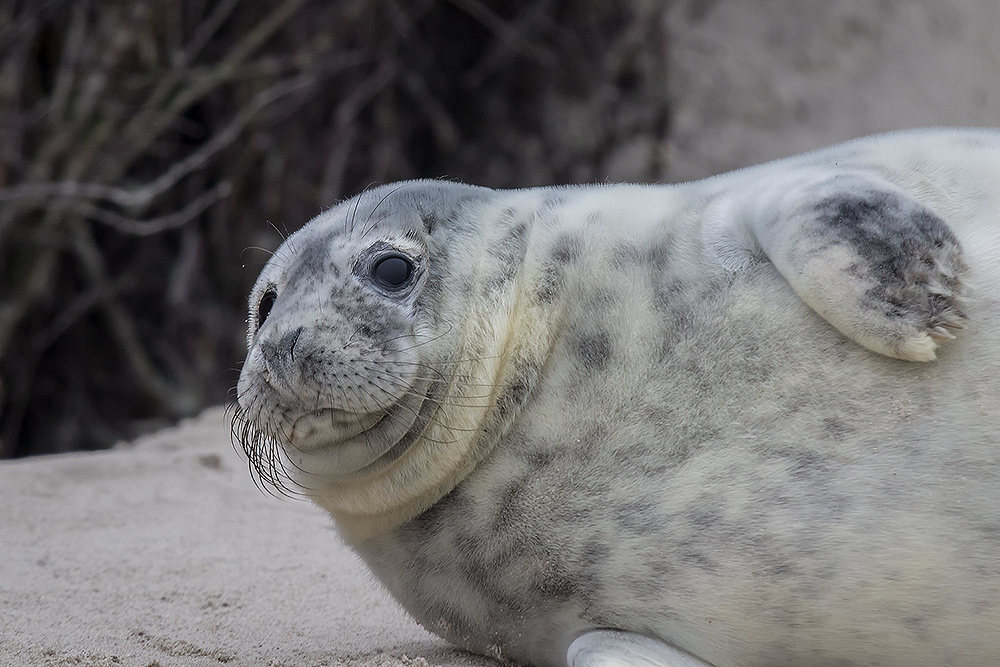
235, 128, 1000, 667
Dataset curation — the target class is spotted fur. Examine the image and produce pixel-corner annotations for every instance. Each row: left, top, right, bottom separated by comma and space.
236, 129, 1000, 667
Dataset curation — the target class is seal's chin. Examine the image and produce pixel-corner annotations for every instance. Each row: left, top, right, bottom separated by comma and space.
282, 382, 433, 478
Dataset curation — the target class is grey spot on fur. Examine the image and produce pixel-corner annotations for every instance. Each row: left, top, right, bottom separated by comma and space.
420, 210, 438, 234
644, 237, 676, 268
540, 192, 567, 210
551, 233, 584, 265
482, 221, 529, 296
534, 571, 580, 601
615, 501, 662, 533
525, 449, 555, 470
572, 330, 614, 372
492, 479, 527, 533
579, 537, 611, 570
537, 262, 565, 304
611, 242, 643, 271
495, 375, 532, 420
822, 417, 854, 440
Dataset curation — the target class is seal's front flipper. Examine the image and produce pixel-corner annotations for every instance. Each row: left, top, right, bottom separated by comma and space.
567, 631, 714, 667
749, 173, 969, 361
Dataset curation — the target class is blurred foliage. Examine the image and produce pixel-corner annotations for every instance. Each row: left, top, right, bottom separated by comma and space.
0, 0, 670, 457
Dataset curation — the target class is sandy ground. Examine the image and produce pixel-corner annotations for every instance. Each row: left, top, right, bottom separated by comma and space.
0, 407, 495, 667
3, 0, 999, 665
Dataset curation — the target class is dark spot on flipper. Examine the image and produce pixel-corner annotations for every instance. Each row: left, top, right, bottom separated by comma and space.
796, 182, 970, 359
812, 190, 964, 288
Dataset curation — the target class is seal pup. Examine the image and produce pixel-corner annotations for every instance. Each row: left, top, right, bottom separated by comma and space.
235, 128, 1000, 667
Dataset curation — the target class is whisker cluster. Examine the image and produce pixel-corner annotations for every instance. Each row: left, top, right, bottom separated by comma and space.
228, 399, 306, 500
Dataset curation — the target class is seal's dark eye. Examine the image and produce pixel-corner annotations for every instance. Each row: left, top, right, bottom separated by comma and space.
258, 289, 277, 328
372, 255, 413, 290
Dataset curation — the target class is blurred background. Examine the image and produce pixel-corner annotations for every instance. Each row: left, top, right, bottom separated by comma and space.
1, 0, 997, 458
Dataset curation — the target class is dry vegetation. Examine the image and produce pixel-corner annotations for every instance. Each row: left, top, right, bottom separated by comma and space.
0, 0, 670, 457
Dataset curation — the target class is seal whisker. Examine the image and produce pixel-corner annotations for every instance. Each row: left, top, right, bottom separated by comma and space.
243, 384, 308, 479
340, 380, 399, 453
377, 320, 455, 349
363, 360, 499, 390
367, 355, 503, 371
240, 245, 277, 260
346, 180, 377, 237
364, 371, 495, 406
360, 183, 411, 239
343, 371, 483, 445
229, 399, 304, 499
266, 218, 291, 243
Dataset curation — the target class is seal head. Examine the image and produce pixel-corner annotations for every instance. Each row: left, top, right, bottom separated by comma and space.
236, 180, 555, 540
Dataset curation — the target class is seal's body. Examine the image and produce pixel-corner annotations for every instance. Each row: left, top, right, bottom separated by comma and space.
236, 129, 1000, 667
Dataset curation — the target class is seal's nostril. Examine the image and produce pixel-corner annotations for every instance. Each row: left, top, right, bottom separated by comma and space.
262, 326, 305, 366
288, 326, 303, 361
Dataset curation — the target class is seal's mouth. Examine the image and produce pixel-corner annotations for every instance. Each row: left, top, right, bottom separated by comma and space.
288, 407, 381, 451
274, 376, 439, 478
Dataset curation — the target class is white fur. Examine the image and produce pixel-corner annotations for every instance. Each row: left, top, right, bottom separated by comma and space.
239, 129, 1000, 667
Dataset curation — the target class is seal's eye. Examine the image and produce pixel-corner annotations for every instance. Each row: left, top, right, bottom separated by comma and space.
258, 288, 277, 328
372, 255, 413, 290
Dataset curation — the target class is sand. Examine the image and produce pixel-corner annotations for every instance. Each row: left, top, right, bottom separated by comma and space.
0, 408, 492, 667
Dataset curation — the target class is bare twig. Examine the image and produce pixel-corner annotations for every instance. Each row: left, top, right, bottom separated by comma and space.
127, 0, 243, 145
32, 277, 134, 355
68, 216, 197, 415
167, 224, 202, 307
400, 71, 460, 151
0, 75, 312, 211
319, 123, 355, 207
31, 181, 232, 236
73, 2, 151, 121
0, 207, 64, 357
444, 0, 557, 85
47, 2, 89, 125
121, 0, 310, 154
